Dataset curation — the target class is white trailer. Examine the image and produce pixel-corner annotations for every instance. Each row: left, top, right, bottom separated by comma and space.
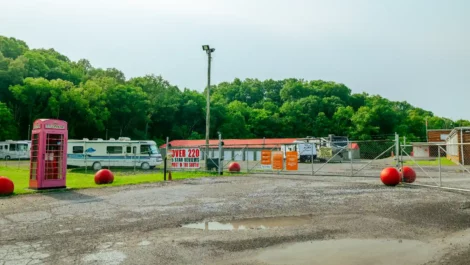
67, 137, 163, 170
294, 140, 317, 163
281, 140, 318, 163
0, 140, 31, 160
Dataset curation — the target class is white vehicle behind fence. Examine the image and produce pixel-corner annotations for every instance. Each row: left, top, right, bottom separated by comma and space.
282, 139, 318, 163
293, 140, 318, 163
67, 137, 163, 170
0, 140, 31, 160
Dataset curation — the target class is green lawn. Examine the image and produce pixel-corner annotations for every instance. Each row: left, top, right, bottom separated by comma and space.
403, 157, 457, 166
0, 167, 236, 196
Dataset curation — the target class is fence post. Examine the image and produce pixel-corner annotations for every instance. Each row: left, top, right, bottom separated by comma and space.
349, 140, 353, 176
395, 133, 400, 169
163, 155, 167, 181
461, 129, 465, 166
133, 147, 136, 174
438, 145, 442, 187
311, 142, 314, 176
218, 132, 222, 176
246, 145, 249, 173
84, 141, 87, 174
164, 137, 169, 180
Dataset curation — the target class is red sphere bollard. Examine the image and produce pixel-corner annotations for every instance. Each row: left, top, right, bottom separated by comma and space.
228, 162, 241, 172
402, 166, 417, 183
0, 176, 14, 196
380, 167, 401, 186
94, 169, 114, 185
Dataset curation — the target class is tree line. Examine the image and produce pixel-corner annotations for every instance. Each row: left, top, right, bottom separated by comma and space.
0, 36, 468, 145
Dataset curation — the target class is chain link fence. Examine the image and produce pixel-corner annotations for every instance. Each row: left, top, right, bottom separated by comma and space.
163, 140, 397, 178
4, 133, 470, 193
1, 158, 30, 169
400, 142, 470, 191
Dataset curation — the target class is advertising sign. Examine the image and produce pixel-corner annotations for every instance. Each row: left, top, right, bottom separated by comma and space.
286, 151, 298, 171
272, 151, 283, 170
171, 148, 200, 168
261, 150, 272, 169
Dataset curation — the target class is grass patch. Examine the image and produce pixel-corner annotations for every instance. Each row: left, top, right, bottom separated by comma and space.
0, 167, 238, 196
403, 158, 456, 166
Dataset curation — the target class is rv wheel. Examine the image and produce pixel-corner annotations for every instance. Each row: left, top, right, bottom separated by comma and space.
141, 162, 150, 170
92, 162, 102, 171
4, 155, 10, 160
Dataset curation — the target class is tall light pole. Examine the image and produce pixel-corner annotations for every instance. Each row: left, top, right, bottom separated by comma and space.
202, 45, 215, 169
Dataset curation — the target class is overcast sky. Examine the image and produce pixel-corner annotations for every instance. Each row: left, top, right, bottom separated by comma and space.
1, 0, 469, 119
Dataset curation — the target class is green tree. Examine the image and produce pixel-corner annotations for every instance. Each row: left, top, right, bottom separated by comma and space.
332, 106, 354, 136
351, 106, 380, 140
106, 85, 149, 137
280, 79, 310, 102
0, 36, 28, 59
9, 78, 73, 126
0, 102, 18, 139
129, 75, 182, 139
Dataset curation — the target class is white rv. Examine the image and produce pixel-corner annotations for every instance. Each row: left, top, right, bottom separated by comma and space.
67, 137, 163, 170
0, 140, 31, 160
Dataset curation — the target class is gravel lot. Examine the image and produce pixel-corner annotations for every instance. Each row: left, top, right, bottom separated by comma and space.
2, 174, 470, 264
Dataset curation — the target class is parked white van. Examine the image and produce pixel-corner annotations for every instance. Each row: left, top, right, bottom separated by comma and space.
0, 140, 31, 160
67, 137, 163, 170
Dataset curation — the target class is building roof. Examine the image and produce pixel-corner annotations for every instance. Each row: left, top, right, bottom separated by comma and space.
427, 129, 453, 132
161, 138, 298, 149
350, 143, 359, 150
448, 127, 470, 138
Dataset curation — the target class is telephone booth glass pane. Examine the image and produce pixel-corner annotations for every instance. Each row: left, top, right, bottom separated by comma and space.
45, 134, 64, 180
30, 134, 40, 180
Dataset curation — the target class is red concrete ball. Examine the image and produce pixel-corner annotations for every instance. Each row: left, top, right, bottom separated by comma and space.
402, 166, 416, 183
0, 176, 14, 195
380, 167, 401, 186
228, 162, 241, 172
94, 169, 114, 185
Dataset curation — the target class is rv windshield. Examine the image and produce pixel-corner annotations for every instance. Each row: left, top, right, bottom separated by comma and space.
141, 145, 159, 155
332, 137, 348, 147
150, 145, 159, 154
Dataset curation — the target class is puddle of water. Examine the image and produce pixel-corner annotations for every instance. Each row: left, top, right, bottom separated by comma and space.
256, 239, 438, 265
182, 215, 312, 231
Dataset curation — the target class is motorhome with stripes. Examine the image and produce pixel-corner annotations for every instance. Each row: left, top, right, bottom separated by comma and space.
67, 137, 163, 170
0, 140, 31, 160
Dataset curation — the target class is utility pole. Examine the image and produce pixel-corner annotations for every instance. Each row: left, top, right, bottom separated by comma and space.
202, 45, 215, 170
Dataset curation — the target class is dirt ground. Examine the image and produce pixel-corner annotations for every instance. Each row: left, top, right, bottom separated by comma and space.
1, 174, 470, 265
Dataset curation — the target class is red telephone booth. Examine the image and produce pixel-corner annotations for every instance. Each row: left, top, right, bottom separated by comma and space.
29, 119, 68, 190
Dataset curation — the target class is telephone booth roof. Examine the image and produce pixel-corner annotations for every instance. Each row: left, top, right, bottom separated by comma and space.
33, 119, 68, 130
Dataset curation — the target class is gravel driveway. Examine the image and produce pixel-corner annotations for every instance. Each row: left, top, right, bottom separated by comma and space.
1, 174, 470, 265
